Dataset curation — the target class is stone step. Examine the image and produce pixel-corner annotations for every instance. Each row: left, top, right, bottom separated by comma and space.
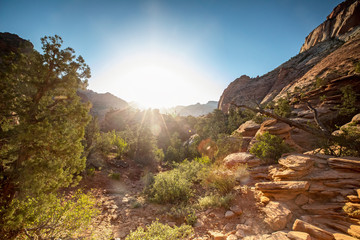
255, 181, 309, 200
328, 157, 360, 172
292, 219, 335, 240
301, 203, 344, 215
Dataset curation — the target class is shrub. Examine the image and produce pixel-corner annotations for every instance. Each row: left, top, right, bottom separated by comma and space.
169, 204, 197, 226
202, 167, 236, 195
197, 193, 234, 210
1, 191, 99, 239
126, 220, 193, 240
337, 86, 357, 117
148, 169, 193, 204
250, 132, 291, 163
315, 77, 328, 88
108, 171, 121, 180
274, 98, 292, 118
174, 158, 210, 182
355, 61, 360, 73
215, 134, 242, 160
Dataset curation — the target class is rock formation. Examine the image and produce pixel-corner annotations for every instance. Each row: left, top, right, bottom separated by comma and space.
300, 0, 360, 53
219, 0, 360, 115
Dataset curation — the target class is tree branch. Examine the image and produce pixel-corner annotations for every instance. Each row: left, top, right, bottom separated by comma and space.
230, 101, 334, 140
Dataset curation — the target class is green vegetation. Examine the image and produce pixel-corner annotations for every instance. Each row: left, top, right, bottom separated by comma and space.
197, 193, 234, 210
0, 35, 98, 238
169, 204, 197, 226
250, 132, 291, 163
201, 166, 237, 195
125, 220, 193, 240
146, 158, 210, 203
337, 86, 358, 117
274, 97, 292, 118
315, 77, 328, 88
355, 61, 360, 73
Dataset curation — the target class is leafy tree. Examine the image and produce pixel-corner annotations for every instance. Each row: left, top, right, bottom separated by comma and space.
0, 35, 95, 238
250, 132, 291, 163
337, 86, 358, 117
274, 98, 292, 118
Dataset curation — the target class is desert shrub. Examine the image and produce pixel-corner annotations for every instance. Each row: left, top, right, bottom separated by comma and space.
337, 86, 358, 117
315, 77, 328, 88
215, 134, 242, 160
126, 220, 193, 240
319, 125, 360, 157
169, 204, 197, 226
274, 98, 292, 118
250, 132, 291, 163
197, 193, 234, 210
1, 191, 99, 239
108, 171, 120, 180
174, 157, 211, 182
201, 167, 236, 195
148, 169, 193, 204
355, 61, 360, 73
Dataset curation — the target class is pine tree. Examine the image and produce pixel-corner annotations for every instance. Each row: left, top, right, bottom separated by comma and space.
0, 35, 93, 238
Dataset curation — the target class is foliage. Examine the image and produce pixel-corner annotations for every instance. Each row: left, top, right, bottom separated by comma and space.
201, 166, 236, 195
197, 193, 234, 210
108, 171, 121, 180
215, 134, 242, 160
195, 109, 228, 140
274, 98, 292, 118
83, 116, 100, 158
318, 125, 360, 157
146, 158, 210, 203
164, 132, 185, 163
250, 132, 291, 163
169, 204, 197, 226
337, 86, 358, 117
1, 191, 99, 239
355, 61, 360, 73
0, 35, 91, 238
147, 169, 193, 204
125, 220, 193, 240
315, 77, 328, 88
97, 130, 128, 158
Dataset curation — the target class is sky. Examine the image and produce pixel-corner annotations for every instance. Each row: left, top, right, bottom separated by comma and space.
0, 0, 343, 108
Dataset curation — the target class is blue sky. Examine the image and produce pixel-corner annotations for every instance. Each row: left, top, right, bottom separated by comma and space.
0, 0, 343, 108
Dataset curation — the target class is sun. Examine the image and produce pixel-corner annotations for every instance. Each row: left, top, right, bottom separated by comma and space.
90, 49, 222, 109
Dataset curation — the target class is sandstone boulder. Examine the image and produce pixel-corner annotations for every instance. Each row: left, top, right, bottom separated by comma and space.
236, 120, 261, 137
328, 157, 360, 172
256, 181, 310, 200
209, 230, 227, 240
278, 154, 315, 171
263, 201, 293, 231
223, 152, 261, 168
287, 231, 312, 240
292, 219, 334, 240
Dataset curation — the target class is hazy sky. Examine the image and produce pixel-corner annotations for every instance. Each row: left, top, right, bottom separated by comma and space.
0, 0, 343, 108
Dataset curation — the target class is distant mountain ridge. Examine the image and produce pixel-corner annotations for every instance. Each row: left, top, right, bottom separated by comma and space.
77, 89, 128, 120
163, 101, 218, 117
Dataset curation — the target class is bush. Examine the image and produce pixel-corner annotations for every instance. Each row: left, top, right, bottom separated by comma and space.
1, 191, 99, 239
201, 167, 236, 195
169, 204, 197, 226
197, 193, 234, 210
215, 134, 242, 160
250, 132, 291, 163
148, 169, 193, 204
126, 220, 193, 240
337, 86, 357, 117
274, 98, 292, 118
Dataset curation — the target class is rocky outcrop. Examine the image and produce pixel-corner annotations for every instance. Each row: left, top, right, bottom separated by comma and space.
300, 0, 360, 53
223, 152, 261, 168
0, 32, 33, 57
219, 1, 360, 116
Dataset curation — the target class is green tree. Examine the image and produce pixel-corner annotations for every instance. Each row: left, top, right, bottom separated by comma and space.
0, 35, 95, 238
274, 98, 292, 118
